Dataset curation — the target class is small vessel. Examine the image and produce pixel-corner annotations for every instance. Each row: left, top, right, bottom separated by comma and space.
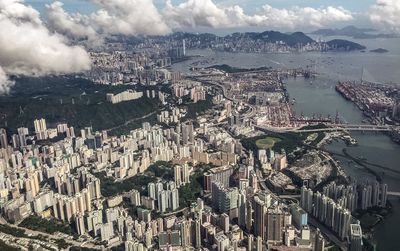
358, 156, 367, 161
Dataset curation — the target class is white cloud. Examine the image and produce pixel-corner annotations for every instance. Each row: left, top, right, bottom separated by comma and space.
255, 5, 353, 29
0, 0, 41, 24
163, 0, 247, 28
46, 0, 171, 40
89, 0, 171, 35
163, 0, 353, 29
0, 66, 14, 95
46, 1, 98, 41
46, 0, 354, 40
0, 0, 92, 94
369, 0, 400, 32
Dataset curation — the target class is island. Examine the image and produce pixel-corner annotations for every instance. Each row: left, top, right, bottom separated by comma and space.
326, 39, 366, 51
311, 25, 398, 39
169, 30, 366, 53
370, 48, 389, 53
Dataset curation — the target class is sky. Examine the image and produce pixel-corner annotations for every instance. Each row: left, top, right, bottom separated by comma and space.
0, 0, 399, 93
26, 0, 377, 13
21, 0, 397, 34
21, 0, 398, 32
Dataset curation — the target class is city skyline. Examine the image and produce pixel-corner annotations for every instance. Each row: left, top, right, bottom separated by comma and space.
1, 0, 399, 94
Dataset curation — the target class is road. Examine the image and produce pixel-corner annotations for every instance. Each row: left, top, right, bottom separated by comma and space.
105, 110, 158, 132
190, 76, 256, 119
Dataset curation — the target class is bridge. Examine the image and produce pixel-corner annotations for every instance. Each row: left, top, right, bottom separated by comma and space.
388, 191, 400, 197
295, 124, 393, 132
256, 124, 395, 133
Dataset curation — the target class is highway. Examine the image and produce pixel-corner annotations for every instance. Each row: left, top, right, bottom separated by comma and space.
388, 191, 400, 197
105, 110, 158, 132
255, 124, 395, 133
190, 76, 256, 119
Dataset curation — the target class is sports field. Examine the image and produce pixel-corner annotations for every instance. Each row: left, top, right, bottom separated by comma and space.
255, 137, 282, 149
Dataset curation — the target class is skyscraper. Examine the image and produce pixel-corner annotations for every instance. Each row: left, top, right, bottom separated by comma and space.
211, 181, 238, 213
181, 122, 194, 145
174, 165, 182, 187
314, 228, 325, 251
158, 190, 168, 213
148, 183, 156, 199
380, 183, 388, 207
0, 128, 7, 149
349, 223, 363, 251
170, 188, 179, 210
238, 190, 247, 228
266, 206, 284, 245
253, 196, 266, 239
246, 200, 253, 232
182, 39, 186, 56
34, 118, 48, 140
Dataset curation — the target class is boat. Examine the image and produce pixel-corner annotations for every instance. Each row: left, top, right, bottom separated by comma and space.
357, 156, 367, 161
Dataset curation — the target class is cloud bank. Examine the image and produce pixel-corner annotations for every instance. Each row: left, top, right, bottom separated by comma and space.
46, 0, 355, 40
46, 1, 98, 41
0, 0, 91, 94
46, 0, 171, 39
369, 0, 400, 32
163, 0, 353, 29
89, 0, 171, 36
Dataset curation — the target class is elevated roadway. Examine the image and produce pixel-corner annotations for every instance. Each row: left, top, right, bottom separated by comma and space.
255, 124, 395, 133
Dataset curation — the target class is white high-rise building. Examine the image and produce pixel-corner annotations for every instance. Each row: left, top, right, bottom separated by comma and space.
34, 118, 48, 140
182, 39, 186, 56
170, 188, 179, 210
158, 190, 168, 213
350, 224, 363, 251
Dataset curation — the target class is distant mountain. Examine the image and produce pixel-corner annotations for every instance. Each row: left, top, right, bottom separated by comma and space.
311, 25, 398, 39
237, 31, 314, 46
312, 25, 374, 36
174, 30, 347, 47
152, 30, 365, 51
326, 39, 366, 51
